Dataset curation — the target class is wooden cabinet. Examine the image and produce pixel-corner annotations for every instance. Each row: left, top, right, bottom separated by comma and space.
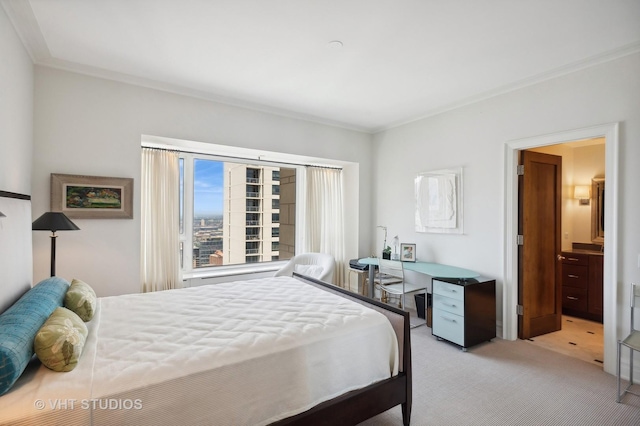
588, 255, 604, 319
561, 251, 603, 322
431, 277, 496, 351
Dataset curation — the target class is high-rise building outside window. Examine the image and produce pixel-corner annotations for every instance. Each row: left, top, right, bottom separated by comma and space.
178, 153, 296, 273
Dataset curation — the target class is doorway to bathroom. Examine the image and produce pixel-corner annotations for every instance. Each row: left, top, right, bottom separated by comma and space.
503, 123, 618, 374
522, 137, 605, 365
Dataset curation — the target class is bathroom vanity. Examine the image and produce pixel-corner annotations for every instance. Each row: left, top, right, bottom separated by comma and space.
561, 245, 603, 323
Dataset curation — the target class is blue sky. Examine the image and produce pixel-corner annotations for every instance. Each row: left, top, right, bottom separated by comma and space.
194, 159, 224, 216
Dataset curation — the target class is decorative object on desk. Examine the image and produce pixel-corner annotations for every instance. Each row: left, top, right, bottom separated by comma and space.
51, 173, 133, 219
574, 185, 590, 205
415, 167, 463, 234
382, 246, 392, 260
400, 243, 416, 262
32, 212, 80, 277
377, 225, 390, 258
391, 235, 400, 260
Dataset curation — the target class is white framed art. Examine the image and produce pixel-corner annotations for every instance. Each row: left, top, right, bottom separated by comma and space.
415, 167, 463, 234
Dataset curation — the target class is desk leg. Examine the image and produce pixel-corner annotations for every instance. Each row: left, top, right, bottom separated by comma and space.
368, 267, 375, 299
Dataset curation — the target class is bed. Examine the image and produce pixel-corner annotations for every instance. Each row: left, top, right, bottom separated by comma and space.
0, 191, 412, 425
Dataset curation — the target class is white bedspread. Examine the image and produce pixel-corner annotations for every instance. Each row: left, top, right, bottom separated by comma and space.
0, 276, 398, 425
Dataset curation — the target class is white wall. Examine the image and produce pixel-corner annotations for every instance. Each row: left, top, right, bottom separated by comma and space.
32, 67, 373, 296
0, 7, 33, 195
372, 52, 640, 342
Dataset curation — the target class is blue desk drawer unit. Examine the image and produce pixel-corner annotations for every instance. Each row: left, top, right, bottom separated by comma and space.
432, 277, 496, 351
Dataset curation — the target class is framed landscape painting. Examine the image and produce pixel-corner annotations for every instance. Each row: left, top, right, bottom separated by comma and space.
51, 173, 133, 219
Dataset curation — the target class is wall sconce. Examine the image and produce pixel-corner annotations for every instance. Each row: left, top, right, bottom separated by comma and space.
574, 185, 591, 205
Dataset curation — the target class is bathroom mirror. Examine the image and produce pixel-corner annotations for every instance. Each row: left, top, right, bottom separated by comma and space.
591, 177, 604, 243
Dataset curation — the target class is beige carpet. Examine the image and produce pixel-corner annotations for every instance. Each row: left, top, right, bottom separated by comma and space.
359, 325, 640, 426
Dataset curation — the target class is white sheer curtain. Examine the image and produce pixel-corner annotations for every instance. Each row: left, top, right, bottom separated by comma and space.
140, 148, 180, 292
304, 166, 346, 287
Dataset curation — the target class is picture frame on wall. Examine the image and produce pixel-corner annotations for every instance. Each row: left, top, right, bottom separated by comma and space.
415, 167, 463, 234
51, 173, 133, 219
400, 243, 416, 262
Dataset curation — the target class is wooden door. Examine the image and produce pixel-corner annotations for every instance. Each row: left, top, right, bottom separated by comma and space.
518, 150, 562, 339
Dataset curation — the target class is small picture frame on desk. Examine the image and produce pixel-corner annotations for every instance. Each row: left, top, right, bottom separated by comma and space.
400, 243, 416, 262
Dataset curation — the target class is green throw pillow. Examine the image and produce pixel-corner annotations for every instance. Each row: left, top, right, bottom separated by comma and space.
34, 307, 88, 372
64, 278, 97, 322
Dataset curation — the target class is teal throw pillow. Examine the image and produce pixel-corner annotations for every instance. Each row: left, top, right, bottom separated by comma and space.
0, 277, 69, 395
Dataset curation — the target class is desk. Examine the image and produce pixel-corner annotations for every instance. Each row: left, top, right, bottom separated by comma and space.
357, 257, 480, 299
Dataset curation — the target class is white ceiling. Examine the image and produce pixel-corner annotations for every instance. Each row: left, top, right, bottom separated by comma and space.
3, 0, 640, 133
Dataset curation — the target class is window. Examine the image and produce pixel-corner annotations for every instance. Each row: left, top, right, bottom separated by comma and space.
179, 152, 297, 274
246, 241, 260, 254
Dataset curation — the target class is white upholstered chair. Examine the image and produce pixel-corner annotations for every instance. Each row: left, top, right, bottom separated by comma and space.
374, 259, 424, 310
274, 253, 336, 284
617, 283, 640, 402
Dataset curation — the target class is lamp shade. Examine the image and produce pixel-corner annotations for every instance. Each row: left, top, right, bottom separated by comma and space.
573, 185, 590, 200
32, 212, 80, 232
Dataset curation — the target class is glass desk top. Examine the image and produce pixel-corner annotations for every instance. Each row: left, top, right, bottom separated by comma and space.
357, 257, 479, 279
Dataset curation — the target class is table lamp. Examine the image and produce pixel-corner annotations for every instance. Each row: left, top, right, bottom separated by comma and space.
392, 235, 400, 260
32, 212, 80, 276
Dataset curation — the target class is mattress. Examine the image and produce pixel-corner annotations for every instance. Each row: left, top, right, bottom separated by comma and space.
0, 276, 399, 425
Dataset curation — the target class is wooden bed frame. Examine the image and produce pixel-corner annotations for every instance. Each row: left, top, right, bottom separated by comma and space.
279, 273, 412, 426
0, 191, 411, 425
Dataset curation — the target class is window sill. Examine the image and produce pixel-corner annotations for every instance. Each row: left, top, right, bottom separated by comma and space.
182, 262, 285, 281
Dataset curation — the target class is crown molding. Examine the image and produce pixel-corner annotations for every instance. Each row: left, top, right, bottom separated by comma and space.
2, 1, 371, 133
37, 55, 373, 134
1, 0, 49, 62
374, 41, 640, 134
5, 0, 640, 135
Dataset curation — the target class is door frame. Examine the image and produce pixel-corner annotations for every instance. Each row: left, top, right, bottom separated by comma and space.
503, 123, 619, 374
